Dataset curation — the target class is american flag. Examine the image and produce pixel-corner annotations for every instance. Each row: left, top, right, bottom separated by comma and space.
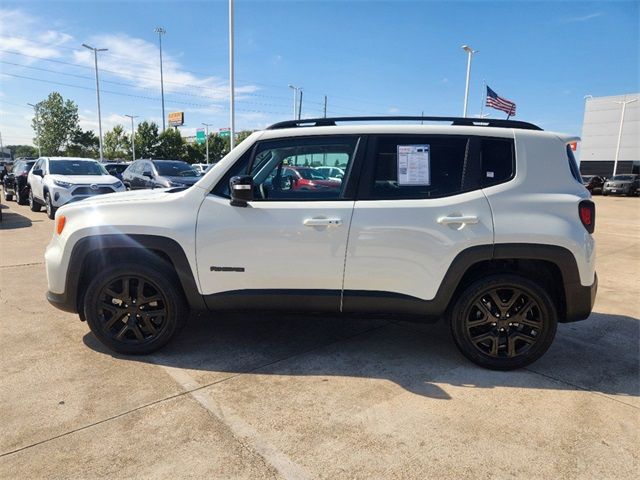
486, 86, 516, 116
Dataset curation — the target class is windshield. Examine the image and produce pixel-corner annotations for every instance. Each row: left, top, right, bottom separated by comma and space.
106, 164, 128, 173
611, 175, 635, 181
153, 161, 198, 177
295, 168, 329, 180
49, 160, 107, 176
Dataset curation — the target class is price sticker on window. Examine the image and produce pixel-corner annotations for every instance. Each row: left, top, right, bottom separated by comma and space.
397, 145, 430, 186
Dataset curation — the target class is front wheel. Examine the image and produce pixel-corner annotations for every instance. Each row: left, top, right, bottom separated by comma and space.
3, 187, 13, 202
84, 262, 188, 354
449, 274, 557, 370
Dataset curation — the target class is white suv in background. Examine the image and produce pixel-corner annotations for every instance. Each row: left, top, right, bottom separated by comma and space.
44, 117, 597, 370
28, 157, 125, 219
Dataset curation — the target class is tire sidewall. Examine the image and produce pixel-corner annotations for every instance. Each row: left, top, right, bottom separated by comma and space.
84, 262, 187, 355
450, 274, 558, 370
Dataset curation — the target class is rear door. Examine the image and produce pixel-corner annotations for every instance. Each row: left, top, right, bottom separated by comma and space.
30, 158, 46, 200
343, 134, 498, 311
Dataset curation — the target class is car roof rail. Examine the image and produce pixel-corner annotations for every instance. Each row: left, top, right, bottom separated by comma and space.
266, 116, 543, 131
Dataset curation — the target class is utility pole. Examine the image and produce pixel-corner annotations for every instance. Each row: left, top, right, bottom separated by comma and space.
612, 97, 637, 176
82, 43, 108, 161
124, 114, 138, 162
202, 123, 212, 164
229, 0, 236, 149
288, 85, 301, 120
461, 45, 478, 118
323, 95, 327, 118
154, 27, 167, 132
297, 90, 303, 120
27, 102, 42, 157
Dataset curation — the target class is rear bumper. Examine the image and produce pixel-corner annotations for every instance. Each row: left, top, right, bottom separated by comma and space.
563, 272, 598, 322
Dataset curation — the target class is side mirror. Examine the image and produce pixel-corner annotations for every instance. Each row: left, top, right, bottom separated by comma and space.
143, 171, 153, 178
229, 175, 254, 207
32, 169, 43, 177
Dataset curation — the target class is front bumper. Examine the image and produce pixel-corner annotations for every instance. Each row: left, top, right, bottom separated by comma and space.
603, 185, 632, 195
50, 184, 124, 207
46, 290, 78, 314
563, 272, 598, 322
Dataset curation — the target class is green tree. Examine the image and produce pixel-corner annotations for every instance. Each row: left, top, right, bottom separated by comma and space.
32, 92, 80, 155
66, 129, 99, 158
103, 125, 131, 160
208, 134, 229, 161
6, 145, 38, 158
156, 128, 185, 159
184, 142, 205, 163
236, 130, 254, 145
134, 121, 160, 158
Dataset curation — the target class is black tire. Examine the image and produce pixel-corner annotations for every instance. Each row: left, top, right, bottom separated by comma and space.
449, 274, 557, 370
15, 186, 27, 205
45, 192, 56, 219
84, 261, 188, 355
29, 189, 41, 212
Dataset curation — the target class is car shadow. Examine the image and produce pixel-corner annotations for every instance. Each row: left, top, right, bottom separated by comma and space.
0, 206, 33, 229
83, 311, 639, 401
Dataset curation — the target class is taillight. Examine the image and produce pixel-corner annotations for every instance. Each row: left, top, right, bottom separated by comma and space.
579, 200, 595, 234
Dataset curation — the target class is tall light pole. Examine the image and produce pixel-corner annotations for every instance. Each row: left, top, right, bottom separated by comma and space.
27, 102, 42, 157
83, 43, 108, 161
288, 85, 302, 119
202, 122, 212, 164
124, 114, 138, 162
612, 97, 637, 176
154, 27, 167, 132
461, 45, 478, 118
229, 0, 236, 150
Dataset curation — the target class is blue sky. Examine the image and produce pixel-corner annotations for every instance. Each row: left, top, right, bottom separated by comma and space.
0, 0, 638, 148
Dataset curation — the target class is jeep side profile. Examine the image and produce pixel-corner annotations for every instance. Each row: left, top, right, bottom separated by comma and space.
45, 117, 597, 370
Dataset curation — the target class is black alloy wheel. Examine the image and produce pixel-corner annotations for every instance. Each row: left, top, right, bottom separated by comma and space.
450, 274, 557, 370
84, 262, 187, 354
97, 275, 168, 344
45, 192, 56, 219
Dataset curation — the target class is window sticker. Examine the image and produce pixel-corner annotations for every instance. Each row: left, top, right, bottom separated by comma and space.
397, 144, 430, 186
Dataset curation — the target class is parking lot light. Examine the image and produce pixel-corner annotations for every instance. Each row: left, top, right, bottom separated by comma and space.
461, 45, 478, 118
82, 43, 108, 162
612, 98, 637, 176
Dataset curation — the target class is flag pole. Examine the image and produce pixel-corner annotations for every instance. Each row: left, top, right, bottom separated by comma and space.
480, 80, 486, 117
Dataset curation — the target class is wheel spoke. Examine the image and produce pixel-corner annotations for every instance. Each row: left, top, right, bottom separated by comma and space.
122, 278, 131, 300
104, 288, 122, 300
471, 331, 499, 356
130, 323, 145, 341
474, 299, 496, 321
100, 301, 119, 313
115, 324, 130, 340
141, 314, 158, 335
105, 312, 127, 329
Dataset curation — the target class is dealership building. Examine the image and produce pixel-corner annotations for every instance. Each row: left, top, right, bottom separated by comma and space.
579, 93, 639, 176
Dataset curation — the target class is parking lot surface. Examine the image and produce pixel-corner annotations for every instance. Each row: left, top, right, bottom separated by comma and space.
1, 196, 638, 479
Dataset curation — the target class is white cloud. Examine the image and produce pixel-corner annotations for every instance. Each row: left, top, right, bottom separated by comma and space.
559, 12, 603, 24
0, 9, 73, 62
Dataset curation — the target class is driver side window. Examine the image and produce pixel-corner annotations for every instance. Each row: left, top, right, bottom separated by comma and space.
248, 136, 358, 201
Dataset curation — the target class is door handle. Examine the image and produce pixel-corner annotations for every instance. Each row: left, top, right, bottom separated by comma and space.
437, 215, 479, 225
303, 218, 343, 227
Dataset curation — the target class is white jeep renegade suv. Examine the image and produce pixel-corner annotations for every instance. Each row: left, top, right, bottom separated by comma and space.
28, 157, 125, 219
45, 117, 597, 370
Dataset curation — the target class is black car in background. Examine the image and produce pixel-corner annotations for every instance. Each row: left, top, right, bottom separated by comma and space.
3, 158, 36, 204
122, 159, 201, 190
103, 162, 129, 180
581, 175, 605, 195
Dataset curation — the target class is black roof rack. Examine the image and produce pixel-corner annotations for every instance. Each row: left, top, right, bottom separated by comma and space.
267, 116, 542, 131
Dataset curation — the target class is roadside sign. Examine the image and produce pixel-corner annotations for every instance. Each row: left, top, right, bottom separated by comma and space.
218, 127, 230, 138
196, 129, 206, 144
168, 111, 184, 127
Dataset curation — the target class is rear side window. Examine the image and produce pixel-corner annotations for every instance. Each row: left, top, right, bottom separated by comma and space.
567, 145, 582, 182
366, 135, 472, 199
481, 138, 515, 187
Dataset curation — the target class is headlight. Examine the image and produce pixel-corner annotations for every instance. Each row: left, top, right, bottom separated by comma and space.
112, 181, 124, 189
53, 179, 73, 188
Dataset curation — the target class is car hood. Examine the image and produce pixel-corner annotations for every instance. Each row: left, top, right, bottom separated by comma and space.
48, 174, 120, 185
162, 175, 200, 185
69, 188, 171, 207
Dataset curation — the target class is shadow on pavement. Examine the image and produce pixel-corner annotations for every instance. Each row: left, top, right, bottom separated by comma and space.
0, 206, 33, 229
83, 311, 639, 400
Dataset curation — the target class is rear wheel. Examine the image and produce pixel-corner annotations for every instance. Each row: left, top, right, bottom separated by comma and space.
3, 186, 13, 201
84, 262, 188, 354
45, 192, 56, 219
450, 274, 557, 370
29, 189, 41, 212
15, 186, 27, 205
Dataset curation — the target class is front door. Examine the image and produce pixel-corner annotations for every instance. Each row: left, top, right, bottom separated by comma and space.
196, 135, 363, 311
